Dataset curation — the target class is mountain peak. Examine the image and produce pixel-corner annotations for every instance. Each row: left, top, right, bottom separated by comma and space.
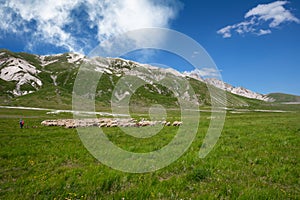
0, 50, 278, 108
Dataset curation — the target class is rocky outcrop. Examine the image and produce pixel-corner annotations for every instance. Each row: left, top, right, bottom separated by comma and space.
205, 78, 274, 102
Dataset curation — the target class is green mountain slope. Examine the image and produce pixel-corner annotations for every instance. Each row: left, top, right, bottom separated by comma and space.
0, 49, 278, 110
267, 93, 300, 103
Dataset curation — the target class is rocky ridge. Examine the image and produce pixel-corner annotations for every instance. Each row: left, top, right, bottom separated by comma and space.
0, 50, 273, 104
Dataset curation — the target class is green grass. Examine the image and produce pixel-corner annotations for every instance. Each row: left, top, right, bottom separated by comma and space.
0, 49, 274, 111
0, 108, 299, 199
268, 93, 300, 103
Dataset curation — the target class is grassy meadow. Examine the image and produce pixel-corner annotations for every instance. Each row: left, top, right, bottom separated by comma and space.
0, 107, 299, 199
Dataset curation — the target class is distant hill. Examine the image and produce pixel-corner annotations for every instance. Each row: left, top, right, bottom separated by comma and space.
267, 93, 300, 103
0, 49, 283, 110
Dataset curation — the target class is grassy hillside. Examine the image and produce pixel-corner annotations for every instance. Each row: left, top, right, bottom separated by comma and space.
268, 93, 300, 102
0, 49, 292, 111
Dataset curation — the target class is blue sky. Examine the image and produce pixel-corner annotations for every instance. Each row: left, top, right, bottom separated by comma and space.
0, 0, 299, 95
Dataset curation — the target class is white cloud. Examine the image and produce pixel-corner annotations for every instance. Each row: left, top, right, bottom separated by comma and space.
183, 68, 220, 79
95, 0, 178, 43
245, 1, 300, 27
257, 29, 272, 36
217, 1, 300, 38
217, 26, 233, 38
0, 0, 182, 54
217, 19, 256, 38
2, 0, 79, 52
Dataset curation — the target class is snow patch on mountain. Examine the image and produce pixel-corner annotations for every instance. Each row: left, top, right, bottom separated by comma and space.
95, 67, 112, 74
0, 50, 276, 102
39, 56, 59, 66
0, 58, 41, 80
114, 90, 130, 101
50, 75, 57, 86
183, 69, 204, 82
205, 78, 274, 102
0, 57, 42, 96
164, 68, 184, 77
67, 53, 85, 64
204, 78, 230, 90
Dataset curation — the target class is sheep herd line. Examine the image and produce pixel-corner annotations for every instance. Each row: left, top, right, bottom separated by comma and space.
41, 118, 183, 128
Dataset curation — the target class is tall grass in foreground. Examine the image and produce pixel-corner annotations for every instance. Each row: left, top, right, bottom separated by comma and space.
0, 108, 299, 199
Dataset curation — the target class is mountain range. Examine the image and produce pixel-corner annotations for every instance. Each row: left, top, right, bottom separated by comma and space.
0, 49, 299, 110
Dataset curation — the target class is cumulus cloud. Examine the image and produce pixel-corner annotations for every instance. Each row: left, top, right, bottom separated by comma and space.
183, 68, 220, 79
257, 29, 272, 36
0, 0, 182, 54
245, 1, 299, 27
217, 1, 299, 38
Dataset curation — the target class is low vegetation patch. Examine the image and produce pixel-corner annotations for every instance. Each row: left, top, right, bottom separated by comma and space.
0, 108, 299, 199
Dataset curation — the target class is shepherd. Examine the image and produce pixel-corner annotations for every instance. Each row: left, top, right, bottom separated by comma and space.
20, 119, 24, 129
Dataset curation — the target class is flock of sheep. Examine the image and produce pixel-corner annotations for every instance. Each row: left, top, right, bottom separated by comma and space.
41, 118, 182, 128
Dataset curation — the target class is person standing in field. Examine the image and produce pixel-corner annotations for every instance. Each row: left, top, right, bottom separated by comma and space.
20, 119, 24, 129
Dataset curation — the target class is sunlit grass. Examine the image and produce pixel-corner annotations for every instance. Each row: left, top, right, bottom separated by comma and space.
0, 108, 299, 199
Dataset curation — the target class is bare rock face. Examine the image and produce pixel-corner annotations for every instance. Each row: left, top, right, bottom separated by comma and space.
205, 78, 274, 102
41, 118, 182, 128
0, 57, 42, 96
